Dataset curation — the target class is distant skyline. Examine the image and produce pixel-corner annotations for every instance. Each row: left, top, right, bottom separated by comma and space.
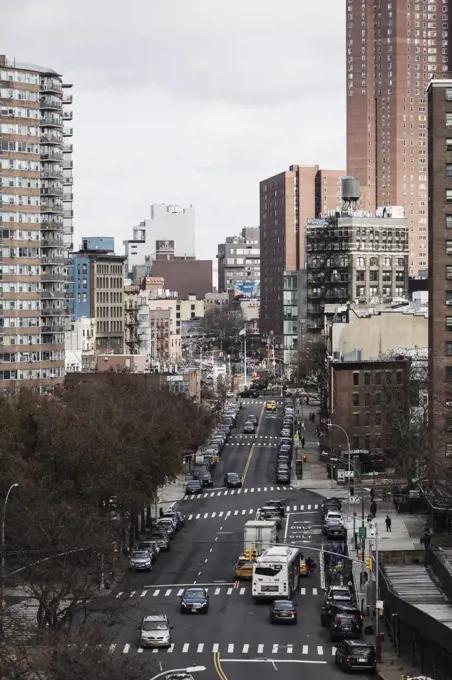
2, 0, 346, 262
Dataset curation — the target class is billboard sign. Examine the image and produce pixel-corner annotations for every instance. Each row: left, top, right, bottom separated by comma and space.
234, 281, 260, 299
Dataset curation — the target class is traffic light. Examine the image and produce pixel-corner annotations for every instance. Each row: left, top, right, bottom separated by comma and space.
365, 557, 373, 571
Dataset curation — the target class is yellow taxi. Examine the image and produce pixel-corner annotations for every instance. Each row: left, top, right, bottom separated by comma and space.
234, 556, 255, 580
266, 400, 277, 412
300, 559, 309, 577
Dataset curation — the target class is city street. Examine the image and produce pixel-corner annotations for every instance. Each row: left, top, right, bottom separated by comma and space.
94, 399, 350, 680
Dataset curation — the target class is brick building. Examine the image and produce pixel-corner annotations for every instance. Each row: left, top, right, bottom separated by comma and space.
329, 357, 410, 453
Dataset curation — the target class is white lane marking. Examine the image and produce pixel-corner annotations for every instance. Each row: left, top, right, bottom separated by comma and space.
177, 589, 184, 596
293, 505, 297, 511
300, 587, 306, 595
219, 511, 224, 517
250, 488, 254, 492
215, 588, 221, 595
317, 646, 323, 655
249, 509, 253, 514
140, 590, 147, 597
308, 504, 312, 510
302, 645, 308, 655
241, 509, 246, 515
165, 589, 172, 596
287, 645, 293, 654
240, 588, 245, 595
272, 644, 278, 654
182, 643, 189, 653
227, 587, 233, 595
109, 644, 116, 654
213, 643, 219, 653
168, 644, 174, 653
188, 514, 193, 520
242, 644, 249, 653
212, 512, 216, 518
153, 590, 160, 597
204, 513, 208, 519
257, 644, 264, 653
264, 487, 268, 491
228, 644, 234, 653
123, 644, 130, 654
137, 646, 143, 654
234, 510, 238, 516
226, 511, 231, 518
332, 647, 337, 655
286, 505, 290, 512
197, 643, 204, 653
115, 592, 123, 599
313, 588, 318, 595
244, 489, 248, 493
129, 591, 136, 597
196, 514, 201, 519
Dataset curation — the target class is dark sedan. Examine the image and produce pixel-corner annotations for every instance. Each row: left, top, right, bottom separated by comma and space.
269, 600, 297, 624
185, 480, 202, 495
276, 471, 291, 484
198, 472, 213, 487
330, 613, 362, 641
224, 472, 242, 488
180, 587, 209, 614
335, 640, 376, 673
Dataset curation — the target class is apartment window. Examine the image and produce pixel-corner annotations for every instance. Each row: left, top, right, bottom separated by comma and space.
356, 286, 365, 297
353, 413, 360, 426
446, 89, 452, 101
446, 341, 452, 356
447, 112, 452, 126
375, 412, 381, 426
447, 215, 452, 229
447, 241, 452, 255
447, 189, 452, 203
447, 317, 452, 331
448, 139, 452, 152
364, 393, 370, 406
356, 271, 365, 282
364, 372, 370, 385
447, 266, 452, 280
446, 366, 452, 382
352, 392, 359, 406
352, 435, 360, 449
353, 372, 359, 386
370, 270, 378, 282
375, 372, 381, 385
396, 371, 404, 385
447, 291, 452, 306
447, 164, 452, 178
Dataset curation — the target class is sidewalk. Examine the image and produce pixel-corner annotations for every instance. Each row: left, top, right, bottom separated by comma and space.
291, 404, 331, 490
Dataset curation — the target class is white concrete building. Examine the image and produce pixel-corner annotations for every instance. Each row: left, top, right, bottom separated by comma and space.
64, 317, 96, 372
148, 296, 182, 361
124, 203, 195, 276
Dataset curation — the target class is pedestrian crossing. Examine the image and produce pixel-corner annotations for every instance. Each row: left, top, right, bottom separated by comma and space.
185, 504, 319, 521
183, 487, 310, 500
116, 585, 321, 600
230, 435, 280, 439
240, 400, 284, 405
224, 442, 279, 448
108, 641, 338, 657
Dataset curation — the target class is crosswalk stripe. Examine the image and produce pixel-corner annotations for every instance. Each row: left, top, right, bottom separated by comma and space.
332, 647, 337, 655
215, 588, 221, 595
226, 511, 231, 518
212, 512, 216, 518
317, 646, 323, 655
224, 491, 228, 496
109, 644, 116, 654
240, 588, 245, 595
313, 588, 318, 595
293, 505, 297, 511
250, 488, 254, 492
123, 644, 130, 654
129, 591, 136, 597
242, 644, 249, 653
137, 646, 143, 653
236, 489, 241, 494
241, 509, 246, 515
182, 643, 189, 653
197, 643, 204, 653
301, 588, 306, 595
219, 511, 224, 517
249, 508, 253, 514
302, 645, 308, 655
213, 643, 219, 653
115, 592, 123, 599
196, 514, 200, 519
228, 644, 234, 653
177, 589, 184, 596
257, 644, 264, 653
244, 489, 248, 493
153, 590, 160, 597
152, 648, 159, 654
272, 644, 278, 654
227, 588, 233, 595
188, 514, 193, 520
234, 510, 238, 515
308, 505, 312, 510
257, 487, 261, 492
286, 505, 290, 512
230, 490, 235, 495
168, 644, 174, 653
204, 513, 208, 519
287, 645, 293, 654
140, 590, 147, 597
165, 589, 171, 597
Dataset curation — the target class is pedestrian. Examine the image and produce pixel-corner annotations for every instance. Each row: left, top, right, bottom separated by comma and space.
370, 487, 375, 502
370, 500, 377, 518
421, 532, 431, 550
159, 507, 164, 518
385, 515, 392, 532
301, 436, 305, 449
316, 427, 320, 438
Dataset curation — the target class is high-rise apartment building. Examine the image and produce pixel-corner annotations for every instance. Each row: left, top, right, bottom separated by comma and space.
427, 75, 452, 461
0, 55, 74, 391
217, 226, 260, 293
259, 165, 344, 341
346, 0, 452, 275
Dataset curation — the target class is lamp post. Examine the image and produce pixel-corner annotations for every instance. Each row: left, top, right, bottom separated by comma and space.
0, 483, 19, 626
327, 422, 352, 512
150, 666, 206, 680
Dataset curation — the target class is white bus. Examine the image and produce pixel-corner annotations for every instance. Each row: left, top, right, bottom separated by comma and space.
252, 546, 301, 600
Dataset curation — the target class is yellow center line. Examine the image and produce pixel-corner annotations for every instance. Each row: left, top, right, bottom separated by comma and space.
214, 651, 229, 680
241, 402, 265, 486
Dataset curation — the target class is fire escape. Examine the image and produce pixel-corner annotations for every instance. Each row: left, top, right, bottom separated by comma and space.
124, 299, 140, 355
307, 216, 351, 332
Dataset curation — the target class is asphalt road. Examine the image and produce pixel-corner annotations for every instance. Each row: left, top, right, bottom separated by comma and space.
99, 399, 354, 680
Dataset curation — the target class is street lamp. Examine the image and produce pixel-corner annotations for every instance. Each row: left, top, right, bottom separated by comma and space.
150, 666, 206, 680
327, 422, 352, 512
0, 483, 19, 624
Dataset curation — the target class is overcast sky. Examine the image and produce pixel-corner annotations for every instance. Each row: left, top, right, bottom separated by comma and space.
2, 0, 345, 263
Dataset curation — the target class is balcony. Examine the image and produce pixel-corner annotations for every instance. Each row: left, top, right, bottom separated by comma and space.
40, 219, 63, 230
64, 210, 74, 219
41, 308, 65, 316
40, 290, 65, 299
41, 237, 63, 247
40, 274, 65, 282
41, 150, 63, 162
63, 144, 73, 153
63, 127, 73, 137
41, 255, 65, 265
62, 94, 73, 104
41, 115, 63, 128
63, 161, 73, 170
41, 187, 63, 197
41, 325, 64, 333
41, 170, 64, 180
41, 133, 63, 145
41, 203, 64, 213
63, 176, 73, 186
41, 79, 62, 94
40, 97, 62, 111
63, 111, 73, 120
63, 193, 73, 201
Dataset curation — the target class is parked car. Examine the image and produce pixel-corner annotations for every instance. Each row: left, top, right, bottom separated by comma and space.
156, 518, 176, 539
330, 613, 362, 641
129, 550, 153, 571
325, 586, 354, 606
135, 541, 160, 563
163, 511, 185, 529
198, 471, 213, 487
323, 518, 346, 540
321, 601, 363, 628
335, 640, 376, 673
149, 530, 170, 552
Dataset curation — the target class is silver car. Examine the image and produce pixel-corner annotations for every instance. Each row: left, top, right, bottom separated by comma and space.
139, 613, 172, 648
129, 550, 152, 571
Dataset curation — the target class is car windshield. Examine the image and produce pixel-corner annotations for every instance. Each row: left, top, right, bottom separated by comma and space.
274, 601, 294, 609
132, 551, 149, 559
227, 474, 239, 481
187, 481, 200, 487
184, 589, 205, 599
142, 620, 168, 631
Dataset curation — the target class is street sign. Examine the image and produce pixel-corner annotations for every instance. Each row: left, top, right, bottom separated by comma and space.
358, 526, 367, 539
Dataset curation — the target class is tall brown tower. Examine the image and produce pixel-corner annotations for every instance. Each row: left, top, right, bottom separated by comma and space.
346, 0, 452, 275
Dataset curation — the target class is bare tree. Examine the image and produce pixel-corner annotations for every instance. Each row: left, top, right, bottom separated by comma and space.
293, 334, 329, 411
203, 305, 243, 338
